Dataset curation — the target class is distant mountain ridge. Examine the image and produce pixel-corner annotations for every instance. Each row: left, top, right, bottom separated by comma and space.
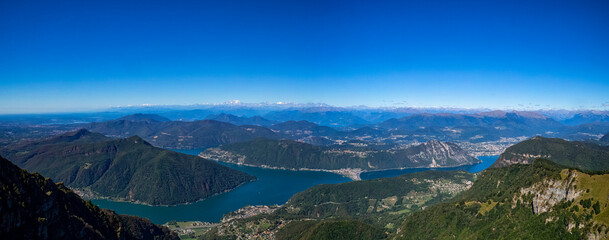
4, 105, 609, 128
270, 120, 341, 137
0, 155, 178, 239
117, 113, 171, 122
205, 113, 277, 126
0, 129, 256, 205
6, 109, 609, 151
561, 112, 609, 126
85, 114, 279, 149
263, 110, 370, 127
378, 111, 561, 132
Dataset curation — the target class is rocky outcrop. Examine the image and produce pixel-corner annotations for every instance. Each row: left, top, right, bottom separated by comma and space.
408, 140, 480, 167
513, 170, 581, 214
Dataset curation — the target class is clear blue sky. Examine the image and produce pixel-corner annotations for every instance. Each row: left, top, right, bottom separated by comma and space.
1, 0, 608, 113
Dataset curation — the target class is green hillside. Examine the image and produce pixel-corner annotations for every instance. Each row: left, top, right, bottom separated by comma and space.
85, 116, 279, 149
199, 141, 609, 240
203, 138, 479, 170
199, 170, 474, 239
275, 220, 387, 240
492, 136, 609, 171
0, 129, 255, 205
397, 159, 609, 239
0, 155, 178, 240
284, 170, 474, 220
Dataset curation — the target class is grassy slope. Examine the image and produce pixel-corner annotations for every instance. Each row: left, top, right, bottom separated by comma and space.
493, 137, 609, 171
397, 159, 609, 239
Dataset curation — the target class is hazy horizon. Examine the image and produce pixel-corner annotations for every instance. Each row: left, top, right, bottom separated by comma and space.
2, 0, 608, 113
2, 100, 609, 115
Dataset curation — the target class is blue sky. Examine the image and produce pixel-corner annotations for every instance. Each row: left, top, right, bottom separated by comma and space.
1, 0, 608, 113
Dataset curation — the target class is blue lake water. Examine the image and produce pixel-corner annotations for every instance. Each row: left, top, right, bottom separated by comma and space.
92, 149, 350, 224
92, 149, 498, 224
360, 155, 498, 180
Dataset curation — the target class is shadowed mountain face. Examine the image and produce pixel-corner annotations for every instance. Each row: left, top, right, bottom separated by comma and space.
0, 129, 256, 205
0, 155, 179, 240
601, 132, 609, 143
491, 136, 609, 171
85, 116, 279, 149
202, 138, 479, 170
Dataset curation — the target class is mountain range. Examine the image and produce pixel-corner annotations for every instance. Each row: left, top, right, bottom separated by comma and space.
0, 129, 255, 205
202, 147, 609, 239
4, 108, 609, 152
201, 138, 480, 171
0, 155, 178, 239
262, 109, 371, 127
3, 106, 609, 239
83, 111, 609, 148
3, 104, 609, 128
85, 116, 279, 149
205, 113, 277, 126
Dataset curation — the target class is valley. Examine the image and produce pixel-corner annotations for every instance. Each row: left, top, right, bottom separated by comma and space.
3, 2, 608, 238
1, 108, 609, 239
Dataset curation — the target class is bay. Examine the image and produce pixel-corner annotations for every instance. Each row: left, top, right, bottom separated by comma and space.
92, 149, 350, 224
92, 149, 498, 224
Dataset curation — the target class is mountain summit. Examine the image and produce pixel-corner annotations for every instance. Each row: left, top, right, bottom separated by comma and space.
1, 129, 256, 205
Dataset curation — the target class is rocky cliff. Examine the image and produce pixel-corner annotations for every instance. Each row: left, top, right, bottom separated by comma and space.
406, 139, 479, 167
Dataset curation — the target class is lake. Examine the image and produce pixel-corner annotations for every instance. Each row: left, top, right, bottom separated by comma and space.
360, 155, 498, 180
92, 150, 498, 224
92, 149, 350, 224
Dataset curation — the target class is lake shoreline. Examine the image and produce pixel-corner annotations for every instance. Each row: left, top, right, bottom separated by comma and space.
92, 150, 497, 224
207, 157, 488, 181
81, 178, 258, 207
